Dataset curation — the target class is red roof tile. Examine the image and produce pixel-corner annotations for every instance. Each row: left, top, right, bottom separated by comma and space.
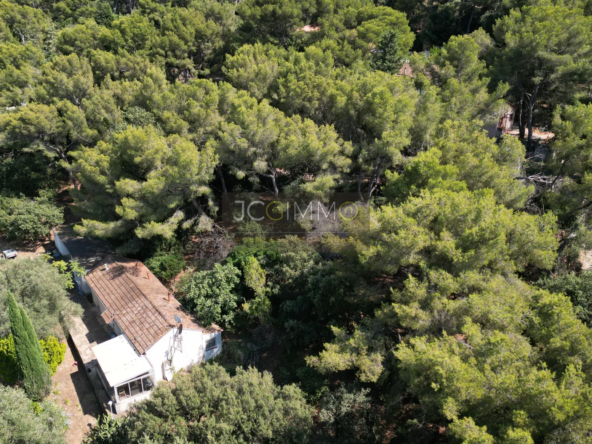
85, 255, 208, 354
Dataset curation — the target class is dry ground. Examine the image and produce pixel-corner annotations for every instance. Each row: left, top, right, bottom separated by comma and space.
0, 237, 52, 259
50, 339, 102, 444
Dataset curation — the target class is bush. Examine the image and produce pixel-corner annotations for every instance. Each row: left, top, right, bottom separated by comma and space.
0, 195, 63, 241
0, 258, 81, 338
0, 335, 66, 383
40, 336, 67, 375
181, 263, 241, 327
0, 335, 17, 383
83, 415, 128, 444
85, 363, 313, 444
145, 251, 185, 282
0, 385, 69, 444
537, 272, 592, 325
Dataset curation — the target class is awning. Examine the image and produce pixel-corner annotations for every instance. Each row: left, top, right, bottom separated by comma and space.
92, 335, 152, 387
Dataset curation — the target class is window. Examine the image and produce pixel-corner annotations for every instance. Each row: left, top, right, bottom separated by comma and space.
115, 375, 154, 401
141, 376, 154, 392
117, 383, 130, 400
205, 336, 217, 351
130, 379, 141, 397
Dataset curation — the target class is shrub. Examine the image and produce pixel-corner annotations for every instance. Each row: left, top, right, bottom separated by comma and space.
537, 272, 592, 325
87, 363, 313, 444
145, 251, 186, 282
40, 336, 66, 375
0, 385, 70, 444
0, 257, 82, 338
0, 335, 17, 383
0, 335, 66, 383
181, 263, 241, 327
0, 195, 63, 241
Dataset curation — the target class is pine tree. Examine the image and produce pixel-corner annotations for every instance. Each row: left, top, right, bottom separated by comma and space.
6, 292, 51, 400
371, 30, 406, 73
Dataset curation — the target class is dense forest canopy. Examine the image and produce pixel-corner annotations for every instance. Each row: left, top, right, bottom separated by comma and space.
2, 0, 592, 442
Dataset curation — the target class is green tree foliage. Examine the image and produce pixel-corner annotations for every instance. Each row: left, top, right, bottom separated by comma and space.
371, 30, 406, 73
0, 385, 68, 444
385, 120, 531, 208
216, 90, 352, 197
0, 333, 17, 383
71, 125, 217, 250
537, 272, 592, 326
6, 0, 592, 441
544, 103, 592, 237
145, 250, 185, 282
313, 4, 414, 66
86, 363, 313, 444
83, 415, 127, 444
0, 334, 66, 383
0, 100, 98, 193
0, 194, 63, 241
352, 188, 557, 276
411, 30, 507, 125
236, 0, 414, 67
491, 5, 592, 147
0, 257, 81, 338
7, 291, 51, 400
317, 384, 375, 443
241, 256, 271, 321
39, 335, 66, 375
180, 263, 240, 327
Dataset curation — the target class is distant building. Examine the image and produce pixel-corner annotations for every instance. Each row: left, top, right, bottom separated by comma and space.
497, 106, 515, 134
398, 61, 413, 77
484, 105, 515, 138
296, 25, 320, 32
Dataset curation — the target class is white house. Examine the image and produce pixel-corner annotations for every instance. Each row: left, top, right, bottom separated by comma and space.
80, 255, 222, 414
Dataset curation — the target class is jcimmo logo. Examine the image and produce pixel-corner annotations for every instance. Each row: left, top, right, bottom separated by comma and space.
220, 193, 364, 235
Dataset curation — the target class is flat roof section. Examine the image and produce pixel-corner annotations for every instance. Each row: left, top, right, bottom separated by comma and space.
92, 335, 152, 387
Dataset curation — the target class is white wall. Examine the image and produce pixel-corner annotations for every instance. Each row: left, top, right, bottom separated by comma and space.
145, 329, 222, 383
114, 390, 152, 414
52, 229, 71, 257
203, 331, 222, 362
90, 287, 106, 313
74, 272, 92, 295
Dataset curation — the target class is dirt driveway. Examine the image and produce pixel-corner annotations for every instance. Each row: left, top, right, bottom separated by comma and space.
51, 339, 102, 444
0, 237, 52, 260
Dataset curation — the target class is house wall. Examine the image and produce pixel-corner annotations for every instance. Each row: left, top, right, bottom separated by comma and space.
145, 329, 222, 383
112, 322, 123, 336
52, 229, 71, 257
114, 391, 152, 414
74, 272, 92, 295
90, 287, 107, 313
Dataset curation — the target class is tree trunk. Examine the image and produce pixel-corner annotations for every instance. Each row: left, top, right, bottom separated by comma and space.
466, 6, 475, 34
269, 168, 279, 197
191, 199, 204, 216
366, 159, 381, 201
526, 85, 539, 152
217, 166, 228, 195
357, 165, 364, 202
518, 93, 525, 140
53, 145, 79, 190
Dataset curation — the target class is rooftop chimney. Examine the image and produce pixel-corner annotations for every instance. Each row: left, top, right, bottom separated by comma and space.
147, 271, 150, 280
168, 291, 172, 302
104, 264, 109, 271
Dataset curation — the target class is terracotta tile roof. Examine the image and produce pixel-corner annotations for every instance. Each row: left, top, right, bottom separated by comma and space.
85, 255, 208, 354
